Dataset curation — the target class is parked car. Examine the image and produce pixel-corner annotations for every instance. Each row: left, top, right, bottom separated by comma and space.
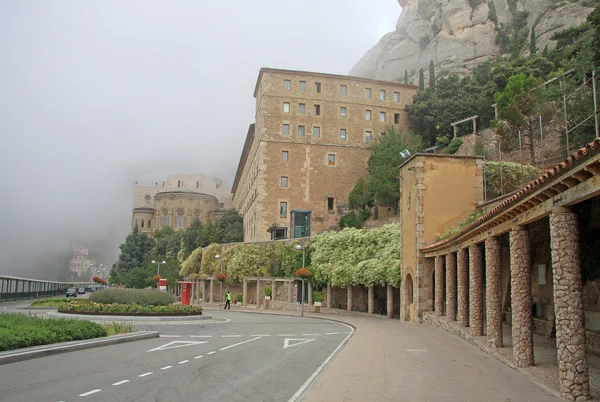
89, 287, 96, 293
77, 287, 85, 295
66, 287, 77, 297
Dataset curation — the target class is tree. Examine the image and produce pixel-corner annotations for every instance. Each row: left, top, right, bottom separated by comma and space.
180, 247, 203, 276
216, 210, 243, 244
404, 70, 409, 85
348, 178, 373, 211
589, 4, 600, 67
367, 127, 422, 207
429, 60, 436, 90
419, 68, 425, 91
111, 226, 154, 286
530, 27, 537, 55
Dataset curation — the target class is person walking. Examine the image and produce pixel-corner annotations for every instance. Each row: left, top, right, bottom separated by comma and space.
225, 290, 232, 310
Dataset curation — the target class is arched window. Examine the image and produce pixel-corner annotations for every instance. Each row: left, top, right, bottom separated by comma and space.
178, 179, 181, 188
161, 209, 169, 226
148, 220, 152, 229
141, 219, 144, 228
176, 208, 185, 228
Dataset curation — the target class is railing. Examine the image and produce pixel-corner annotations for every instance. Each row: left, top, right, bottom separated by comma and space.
0, 275, 96, 302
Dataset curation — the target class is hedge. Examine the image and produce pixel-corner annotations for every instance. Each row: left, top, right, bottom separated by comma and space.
61, 301, 202, 315
89, 288, 175, 306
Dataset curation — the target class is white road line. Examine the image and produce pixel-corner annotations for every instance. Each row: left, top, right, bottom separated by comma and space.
278, 334, 296, 336
160, 366, 172, 370
301, 334, 321, 336
324, 332, 342, 335
178, 360, 189, 364
406, 349, 428, 352
79, 389, 102, 397
218, 336, 261, 351
207, 351, 216, 355
190, 335, 212, 338
138, 372, 153, 377
194, 355, 203, 359
288, 322, 355, 402
160, 335, 181, 338
221, 335, 242, 338
112, 380, 130, 386
250, 334, 270, 337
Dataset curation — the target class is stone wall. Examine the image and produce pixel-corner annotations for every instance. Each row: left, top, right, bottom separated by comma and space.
329, 287, 348, 310
351, 285, 369, 313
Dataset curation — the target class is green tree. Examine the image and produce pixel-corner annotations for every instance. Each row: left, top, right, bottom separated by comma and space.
419, 68, 425, 91
348, 177, 373, 211
429, 59, 436, 90
404, 70, 409, 85
589, 4, 600, 67
111, 226, 155, 287
216, 210, 244, 244
367, 127, 422, 207
180, 247, 203, 276
530, 27, 537, 55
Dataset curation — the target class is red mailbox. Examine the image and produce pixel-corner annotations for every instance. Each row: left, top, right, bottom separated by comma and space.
181, 282, 191, 305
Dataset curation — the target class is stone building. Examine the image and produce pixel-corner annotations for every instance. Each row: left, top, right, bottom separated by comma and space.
69, 244, 95, 280
131, 174, 232, 236
232, 68, 417, 242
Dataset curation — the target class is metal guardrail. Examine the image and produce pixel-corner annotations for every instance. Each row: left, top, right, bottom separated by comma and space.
0, 290, 62, 302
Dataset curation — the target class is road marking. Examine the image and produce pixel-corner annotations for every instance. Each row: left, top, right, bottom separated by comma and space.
250, 334, 270, 337
207, 351, 216, 355
288, 322, 355, 402
160, 335, 181, 338
219, 336, 261, 351
406, 349, 428, 352
194, 355, 203, 359
139, 372, 153, 377
283, 338, 316, 349
79, 389, 101, 396
160, 366, 172, 370
278, 334, 296, 336
190, 335, 212, 338
324, 332, 342, 335
112, 380, 130, 386
178, 360, 189, 364
147, 340, 207, 352
221, 335, 242, 338
301, 333, 320, 336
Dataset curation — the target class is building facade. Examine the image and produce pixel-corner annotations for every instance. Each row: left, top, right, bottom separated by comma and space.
232, 68, 417, 241
69, 245, 95, 280
131, 174, 233, 236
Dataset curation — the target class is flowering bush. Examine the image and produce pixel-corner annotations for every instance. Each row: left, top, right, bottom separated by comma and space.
152, 275, 161, 281
294, 267, 312, 278
89, 288, 175, 306
92, 276, 108, 285
215, 273, 227, 282
61, 301, 203, 315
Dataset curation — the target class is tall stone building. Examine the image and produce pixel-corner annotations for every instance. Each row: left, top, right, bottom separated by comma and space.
131, 174, 232, 237
232, 68, 417, 242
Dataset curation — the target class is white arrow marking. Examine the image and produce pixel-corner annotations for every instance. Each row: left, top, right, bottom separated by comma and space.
147, 340, 207, 352
283, 338, 316, 349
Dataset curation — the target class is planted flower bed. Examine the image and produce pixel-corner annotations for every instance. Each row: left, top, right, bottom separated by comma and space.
59, 301, 202, 316
89, 288, 175, 306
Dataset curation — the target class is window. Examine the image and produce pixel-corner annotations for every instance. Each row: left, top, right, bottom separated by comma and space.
365, 88, 371, 98
300, 81, 306, 91
313, 104, 321, 116
365, 131, 372, 143
339, 129, 346, 140
327, 197, 335, 212
284, 80, 291, 90
280, 202, 287, 218
176, 208, 185, 228
340, 85, 347, 96
315, 82, 321, 93
282, 151, 288, 161
394, 92, 399, 102
328, 154, 336, 165
340, 107, 347, 117
161, 209, 169, 226
313, 126, 320, 137
282, 124, 289, 135
380, 90, 386, 100
298, 125, 305, 136
380, 112, 386, 122
141, 219, 144, 228
394, 113, 400, 124
299, 103, 305, 114
366, 110, 371, 120
148, 220, 152, 229
281, 177, 288, 187
283, 102, 290, 113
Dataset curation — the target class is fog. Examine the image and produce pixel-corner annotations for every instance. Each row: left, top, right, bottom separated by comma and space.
0, 0, 399, 280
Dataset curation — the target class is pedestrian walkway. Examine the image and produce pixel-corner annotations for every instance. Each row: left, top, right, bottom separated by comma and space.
202, 304, 563, 401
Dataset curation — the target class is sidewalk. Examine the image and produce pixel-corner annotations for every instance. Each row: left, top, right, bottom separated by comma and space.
202, 304, 562, 402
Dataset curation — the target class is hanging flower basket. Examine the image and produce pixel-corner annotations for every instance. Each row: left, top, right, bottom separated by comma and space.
216, 273, 227, 282
294, 268, 312, 278
92, 276, 108, 285
152, 275, 161, 281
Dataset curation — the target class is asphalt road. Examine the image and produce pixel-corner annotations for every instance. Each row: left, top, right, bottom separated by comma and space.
0, 310, 352, 402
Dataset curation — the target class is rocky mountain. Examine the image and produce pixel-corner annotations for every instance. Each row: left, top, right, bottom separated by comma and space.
350, 0, 594, 82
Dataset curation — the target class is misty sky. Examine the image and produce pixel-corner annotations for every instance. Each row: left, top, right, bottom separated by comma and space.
0, 1, 400, 278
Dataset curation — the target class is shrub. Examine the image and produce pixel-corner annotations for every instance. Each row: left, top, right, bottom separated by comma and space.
30, 297, 71, 307
264, 287, 272, 297
89, 288, 175, 306
474, 140, 486, 157
103, 321, 135, 335
339, 210, 369, 229
236, 293, 243, 303
485, 161, 540, 198
312, 291, 323, 303
0, 313, 107, 351
444, 138, 463, 154
61, 301, 202, 315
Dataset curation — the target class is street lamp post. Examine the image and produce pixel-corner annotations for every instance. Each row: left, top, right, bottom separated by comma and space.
295, 245, 306, 317
151, 260, 166, 276
215, 255, 223, 310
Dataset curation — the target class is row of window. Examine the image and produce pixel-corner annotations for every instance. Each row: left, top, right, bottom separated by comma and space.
283, 79, 402, 102
134, 219, 153, 229
280, 151, 338, 165
281, 125, 378, 143
281, 102, 400, 123
278, 197, 336, 218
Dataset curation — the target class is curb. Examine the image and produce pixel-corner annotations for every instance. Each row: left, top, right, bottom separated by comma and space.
46, 312, 213, 321
0, 331, 159, 365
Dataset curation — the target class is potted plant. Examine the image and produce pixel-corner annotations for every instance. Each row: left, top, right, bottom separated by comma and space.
215, 273, 227, 282
152, 274, 161, 282
294, 267, 312, 278
264, 287, 272, 300
313, 291, 323, 312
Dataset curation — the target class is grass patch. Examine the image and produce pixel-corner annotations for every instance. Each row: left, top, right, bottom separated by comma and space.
30, 297, 72, 307
435, 209, 486, 241
0, 313, 107, 352
89, 288, 175, 306
61, 301, 202, 315
102, 322, 136, 335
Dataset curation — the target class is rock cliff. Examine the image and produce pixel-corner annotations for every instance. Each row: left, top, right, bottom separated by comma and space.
350, 0, 594, 82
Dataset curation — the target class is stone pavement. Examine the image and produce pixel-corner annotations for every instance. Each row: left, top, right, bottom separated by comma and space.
203, 304, 563, 402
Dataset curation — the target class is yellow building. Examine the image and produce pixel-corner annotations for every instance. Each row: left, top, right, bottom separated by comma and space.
232, 68, 417, 241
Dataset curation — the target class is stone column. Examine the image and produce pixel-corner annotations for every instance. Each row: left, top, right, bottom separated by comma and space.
435, 255, 444, 315
457, 248, 469, 327
510, 226, 534, 368
256, 280, 262, 308
288, 281, 294, 303
326, 283, 332, 309
308, 282, 313, 306
446, 252, 457, 321
550, 209, 590, 400
387, 284, 393, 319
347, 285, 353, 312
485, 237, 503, 348
469, 244, 483, 337
201, 281, 206, 303
368, 285, 375, 314
271, 280, 276, 301
209, 279, 214, 303
242, 279, 248, 306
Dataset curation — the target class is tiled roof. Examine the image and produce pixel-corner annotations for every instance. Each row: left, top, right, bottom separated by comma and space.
421, 138, 600, 251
